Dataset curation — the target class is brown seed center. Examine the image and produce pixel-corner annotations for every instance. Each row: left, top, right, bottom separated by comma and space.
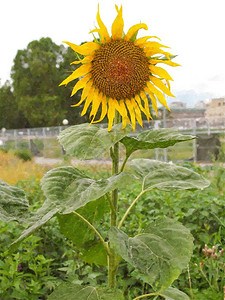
91, 40, 149, 100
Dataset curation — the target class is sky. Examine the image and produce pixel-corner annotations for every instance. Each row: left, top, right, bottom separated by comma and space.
1, 0, 225, 106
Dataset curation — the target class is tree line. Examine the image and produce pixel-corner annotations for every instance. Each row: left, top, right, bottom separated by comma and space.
0, 37, 89, 129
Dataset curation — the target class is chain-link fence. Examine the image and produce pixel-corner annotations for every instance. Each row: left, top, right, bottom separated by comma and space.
0, 117, 225, 163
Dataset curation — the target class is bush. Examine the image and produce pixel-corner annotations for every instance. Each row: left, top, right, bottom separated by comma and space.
15, 149, 32, 161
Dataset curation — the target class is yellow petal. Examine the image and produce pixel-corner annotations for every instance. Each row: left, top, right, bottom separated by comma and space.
81, 85, 95, 116
148, 92, 158, 116
71, 73, 92, 97
63, 41, 100, 56
71, 80, 93, 107
131, 98, 143, 127
107, 99, 116, 131
146, 82, 170, 110
124, 23, 148, 41
166, 79, 171, 91
144, 48, 173, 59
140, 91, 153, 120
143, 41, 170, 49
70, 56, 93, 65
59, 63, 92, 86
92, 93, 107, 123
134, 94, 147, 115
92, 4, 110, 43
149, 65, 173, 81
150, 75, 174, 97
134, 36, 161, 47
150, 59, 181, 67
90, 90, 102, 122
118, 100, 130, 129
125, 99, 136, 132
111, 5, 124, 40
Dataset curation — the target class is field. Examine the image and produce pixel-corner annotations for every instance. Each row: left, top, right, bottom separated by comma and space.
0, 150, 225, 299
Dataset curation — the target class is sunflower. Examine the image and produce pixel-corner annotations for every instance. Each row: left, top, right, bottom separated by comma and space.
60, 5, 179, 131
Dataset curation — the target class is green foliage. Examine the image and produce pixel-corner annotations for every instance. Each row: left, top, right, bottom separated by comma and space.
130, 159, 210, 191
48, 283, 124, 300
109, 218, 193, 291
0, 126, 213, 299
121, 129, 195, 157
0, 180, 30, 223
58, 123, 131, 159
15, 149, 32, 161
0, 233, 59, 300
0, 81, 28, 129
40, 165, 135, 213
160, 287, 190, 300
58, 198, 109, 266
9, 37, 88, 128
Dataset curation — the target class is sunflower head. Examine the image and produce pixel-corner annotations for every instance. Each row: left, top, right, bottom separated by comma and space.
60, 4, 179, 131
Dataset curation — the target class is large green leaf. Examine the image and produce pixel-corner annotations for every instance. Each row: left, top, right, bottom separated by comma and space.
41, 166, 135, 213
58, 123, 131, 159
11, 167, 134, 250
80, 240, 107, 266
121, 129, 195, 156
130, 159, 210, 192
0, 180, 30, 223
160, 287, 190, 300
109, 217, 193, 291
48, 283, 124, 300
57, 197, 108, 248
57, 198, 109, 266
10, 201, 58, 251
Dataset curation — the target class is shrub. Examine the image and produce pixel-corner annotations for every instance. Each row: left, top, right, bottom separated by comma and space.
15, 149, 32, 161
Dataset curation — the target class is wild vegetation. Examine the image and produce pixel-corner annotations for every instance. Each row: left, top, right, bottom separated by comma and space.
0, 131, 225, 299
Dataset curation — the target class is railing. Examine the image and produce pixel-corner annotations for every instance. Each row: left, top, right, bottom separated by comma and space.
0, 116, 225, 163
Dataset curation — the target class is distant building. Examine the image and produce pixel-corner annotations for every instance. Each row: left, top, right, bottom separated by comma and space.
205, 97, 225, 118
195, 101, 206, 109
169, 101, 187, 109
158, 101, 206, 129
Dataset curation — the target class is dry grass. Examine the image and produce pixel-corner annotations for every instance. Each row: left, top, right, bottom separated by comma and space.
0, 151, 46, 185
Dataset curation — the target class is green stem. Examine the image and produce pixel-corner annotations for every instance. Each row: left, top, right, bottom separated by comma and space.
120, 154, 130, 173
72, 211, 109, 255
133, 292, 158, 300
118, 190, 146, 229
108, 111, 120, 288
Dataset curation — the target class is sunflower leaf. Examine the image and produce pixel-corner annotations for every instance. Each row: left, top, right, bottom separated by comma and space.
41, 166, 136, 214
80, 240, 108, 266
48, 283, 124, 300
159, 287, 190, 300
10, 201, 58, 251
10, 167, 135, 251
109, 217, 193, 291
130, 159, 210, 192
0, 180, 30, 223
120, 129, 195, 157
57, 197, 109, 248
58, 123, 131, 160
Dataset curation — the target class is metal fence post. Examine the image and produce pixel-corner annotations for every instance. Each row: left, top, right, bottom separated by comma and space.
14, 129, 17, 150
192, 119, 197, 162
42, 128, 46, 157
27, 128, 31, 150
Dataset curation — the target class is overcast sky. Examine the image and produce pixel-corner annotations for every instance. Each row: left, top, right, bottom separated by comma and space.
1, 0, 225, 105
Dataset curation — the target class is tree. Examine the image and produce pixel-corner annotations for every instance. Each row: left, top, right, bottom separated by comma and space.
0, 81, 28, 129
11, 37, 87, 128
